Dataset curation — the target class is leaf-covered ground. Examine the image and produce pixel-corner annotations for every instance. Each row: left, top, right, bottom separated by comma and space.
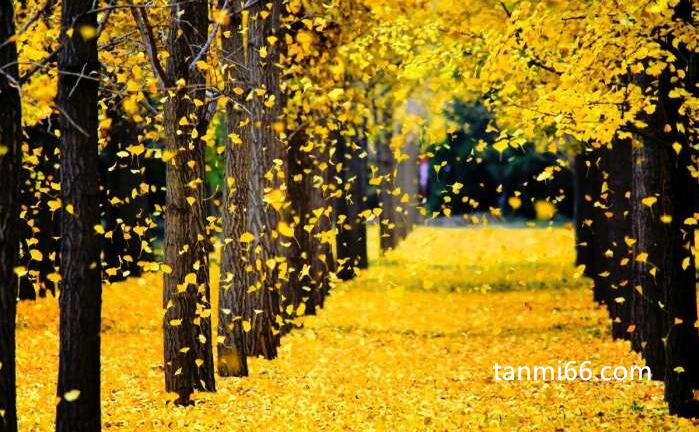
16, 227, 699, 431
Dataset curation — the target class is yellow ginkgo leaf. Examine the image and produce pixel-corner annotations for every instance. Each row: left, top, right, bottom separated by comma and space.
29, 249, 43, 261
278, 222, 295, 238
63, 390, 81, 402
240, 232, 255, 243
641, 196, 657, 208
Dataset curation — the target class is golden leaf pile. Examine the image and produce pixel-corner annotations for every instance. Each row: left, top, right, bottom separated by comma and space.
15, 227, 698, 431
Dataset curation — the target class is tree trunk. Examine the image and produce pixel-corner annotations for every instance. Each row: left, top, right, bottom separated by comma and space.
162, 0, 216, 404
217, 9, 249, 378
573, 151, 595, 278
0, 0, 21, 427
629, 72, 682, 381
317, 137, 336, 306
662, 142, 699, 416
606, 138, 633, 340
393, 111, 420, 240
235, 0, 284, 358
629, 7, 699, 417
286, 127, 325, 316
376, 109, 400, 252
631, 134, 697, 402
55, 0, 102, 428
656, 1, 698, 413
335, 128, 369, 280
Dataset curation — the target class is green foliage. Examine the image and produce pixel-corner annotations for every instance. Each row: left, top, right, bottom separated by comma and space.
427, 100, 573, 220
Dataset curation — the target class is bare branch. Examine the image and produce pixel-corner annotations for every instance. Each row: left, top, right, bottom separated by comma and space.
188, 0, 261, 72
54, 104, 90, 137
499, 1, 512, 18
189, 0, 229, 72
527, 57, 561, 75
195, 96, 220, 137
0, 0, 54, 51
0, 67, 22, 98
131, 5, 170, 88
18, 1, 114, 85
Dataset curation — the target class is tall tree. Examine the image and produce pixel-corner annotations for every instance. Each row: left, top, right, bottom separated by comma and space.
286, 128, 327, 315
282, 4, 339, 317
218, 0, 285, 360
55, 0, 102, 428
0, 0, 22, 428
218, 3, 249, 377
157, 0, 216, 403
631, 0, 699, 415
393, 99, 422, 239
335, 128, 369, 280
376, 108, 401, 252
238, 0, 285, 358
660, 0, 698, 415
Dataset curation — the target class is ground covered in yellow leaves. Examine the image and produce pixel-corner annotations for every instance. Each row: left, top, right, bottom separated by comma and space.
16, 226, 698, 431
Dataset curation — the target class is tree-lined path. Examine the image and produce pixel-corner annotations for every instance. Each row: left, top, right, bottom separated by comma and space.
15, 227, 698, 430
2, 0, 698, 430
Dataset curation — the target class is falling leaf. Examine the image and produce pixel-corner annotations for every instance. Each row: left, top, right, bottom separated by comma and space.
641, 196, 657, 208
63, 390, 81, 402
29, 249, 43, 261
240, 232, 255, 243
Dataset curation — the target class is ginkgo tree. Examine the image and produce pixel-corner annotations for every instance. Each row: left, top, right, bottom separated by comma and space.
0, 0, 22, 429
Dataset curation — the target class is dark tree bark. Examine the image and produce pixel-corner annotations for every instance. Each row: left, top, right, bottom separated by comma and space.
222, 0, 284, 359
249, 0, 286, 350
55, 0, 102, 428
317, 137, 336, 305
0, 0, 21, 428
606, 138, 633, 341
661, 144, 699, 416
630, 136, 696, 401
682, 0, 699, 395
630, 66, 698, 418
335, 128, 369, 280
286, 127, 325, 316
628, 3, 699, 417
162, 0, 216, 404
657, 0, 698, 414
376, 109, 400, 252
217, 8, 249, 378
573, 151, 595, 278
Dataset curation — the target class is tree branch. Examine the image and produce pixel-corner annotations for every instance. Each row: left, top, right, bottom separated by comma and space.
130, 5, 170, 88
0, 0, 55, 51
499, 1, 512, 18
54, 104, 90, 137
188, 0, 261, 72
18, 1, 114, 85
